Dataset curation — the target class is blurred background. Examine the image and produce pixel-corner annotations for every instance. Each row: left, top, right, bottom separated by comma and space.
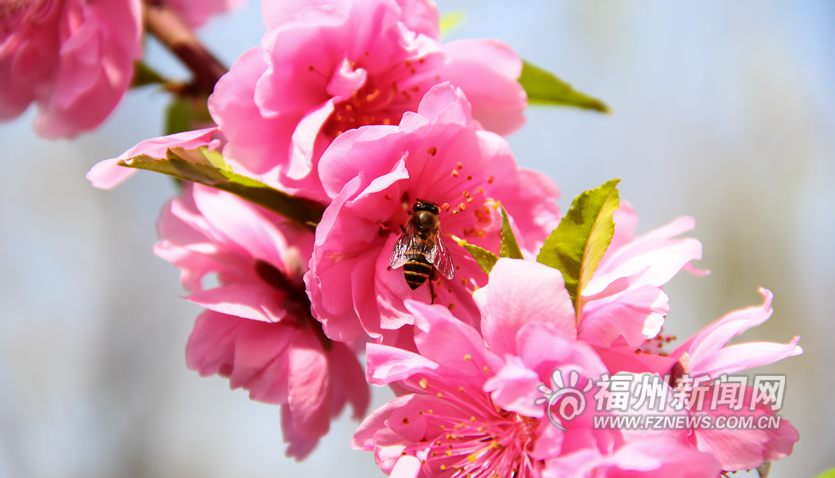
0, 0, 832, 476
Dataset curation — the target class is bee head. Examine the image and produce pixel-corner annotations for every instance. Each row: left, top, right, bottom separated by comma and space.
412, 200, 439, 215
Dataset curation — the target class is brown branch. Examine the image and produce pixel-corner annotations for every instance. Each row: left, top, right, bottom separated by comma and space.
142, 1, 227, 95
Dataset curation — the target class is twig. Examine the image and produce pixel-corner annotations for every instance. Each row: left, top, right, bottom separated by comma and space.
142, 1, 227, 95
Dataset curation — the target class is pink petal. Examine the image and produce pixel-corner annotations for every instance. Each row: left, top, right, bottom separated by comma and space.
87, 127, 221, 189
593, 345, 677, 376
516, 323, 607, 381
327, 343, 370, 419
475, 258, 576, 356
191, 184, 298, 266
228, 321, 296, 403
286, 99, 334, 188
483, 355, 543, 417
674, 288, 803, 377
439, 39, 526, 135
86, 158, 136, 189
209, 48, 293, 174
414, 82, 473, 128
580, 285, 669, 348
584, 216, 702, 296
609, 437, 721, 477
390, 455, 421, 478
694, 390, 800, 471
186, 311, 241, 377
283, 330, 331, 459
365, 343, 439, 385
684, 288, 774, 358
408, 300, 503, 376
691, 338, 802, 377
326, 58, 368, 98
187, 283, 287, 323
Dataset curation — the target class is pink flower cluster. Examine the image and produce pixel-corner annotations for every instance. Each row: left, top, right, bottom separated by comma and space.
0, 0, 239, 138
88, 0, 802, 475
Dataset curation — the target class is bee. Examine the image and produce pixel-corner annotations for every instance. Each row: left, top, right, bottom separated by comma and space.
389, 199, 455, 300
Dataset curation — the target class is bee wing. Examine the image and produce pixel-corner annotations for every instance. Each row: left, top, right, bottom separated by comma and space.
389, 223, 420, 270
429, 232, 455, 280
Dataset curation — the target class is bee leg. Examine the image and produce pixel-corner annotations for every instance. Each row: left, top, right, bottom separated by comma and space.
429, 271, 437, 304
399, 224, 406, 233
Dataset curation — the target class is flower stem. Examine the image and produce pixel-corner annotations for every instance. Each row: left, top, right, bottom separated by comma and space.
142, 1, 227, 95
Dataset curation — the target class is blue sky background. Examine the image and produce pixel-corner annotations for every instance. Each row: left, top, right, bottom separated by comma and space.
0, 1, 833, 476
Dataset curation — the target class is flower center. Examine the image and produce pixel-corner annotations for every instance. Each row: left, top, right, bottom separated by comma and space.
423, 408, 541, 478
321, 56, 435, 138
436, 160, 501, 241
322, 80, 400, 138
254, 259, 332, 349
408, 365, 543, 478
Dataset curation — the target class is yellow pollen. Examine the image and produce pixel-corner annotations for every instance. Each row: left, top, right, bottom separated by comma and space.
365, 88, 380, 103
418, 377, 429, 389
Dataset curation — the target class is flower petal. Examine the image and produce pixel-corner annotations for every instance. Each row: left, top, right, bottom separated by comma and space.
475, 258, 576, 356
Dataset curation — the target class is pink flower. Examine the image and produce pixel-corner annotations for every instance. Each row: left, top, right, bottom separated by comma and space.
305, 85, 559, 343
0, 0, 142, 138
164, 0, 243, 28
156, 183, 369, 459
209, 0, 526, 201
668, 288, 801, 471
579, 203, 704, 349
87, 127, 223, 189
354, 260, 720, 477
352, 300, 602, 478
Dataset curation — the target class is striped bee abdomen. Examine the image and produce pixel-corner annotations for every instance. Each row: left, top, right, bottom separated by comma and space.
403, 256, 433, 290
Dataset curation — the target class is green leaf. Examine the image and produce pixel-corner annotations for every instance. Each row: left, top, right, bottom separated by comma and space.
164, 96, 212, 135
519, 60, 610, 113
131, 61, 167, 88
119, 147, 324, 229
536, 179, 620, 312
440, 11, 466, 37
816, 468, 835, 478
452, 235, 498, 274
499, 208, 524, 259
